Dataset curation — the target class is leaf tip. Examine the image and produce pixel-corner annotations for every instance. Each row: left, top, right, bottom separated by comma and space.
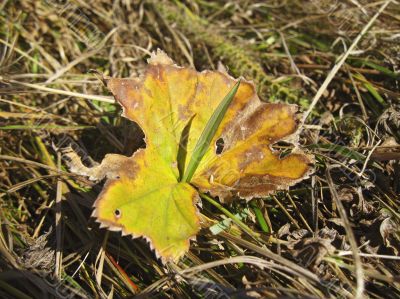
147, 49, 174, 66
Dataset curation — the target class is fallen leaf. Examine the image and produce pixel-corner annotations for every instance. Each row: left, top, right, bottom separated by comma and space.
287, 228, 338, 270
66, 50, 312, 262
371, 137, 400, 161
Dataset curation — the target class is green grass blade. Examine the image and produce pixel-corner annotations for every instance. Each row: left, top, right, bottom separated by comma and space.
349, 58, 400, 79
177, 114, 196, 181
308, 143, 366, 161
250, 201, 270, 233
363, 81, 386, 105
181, 80, 241, 182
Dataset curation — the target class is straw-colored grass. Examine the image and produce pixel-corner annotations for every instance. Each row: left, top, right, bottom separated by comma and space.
1, 1, 399, 298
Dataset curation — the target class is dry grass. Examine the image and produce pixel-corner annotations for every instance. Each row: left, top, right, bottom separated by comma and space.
1, 0, 400, 298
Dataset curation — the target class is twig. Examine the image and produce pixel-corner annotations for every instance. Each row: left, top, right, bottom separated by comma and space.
3, 79, 114, 103
54, 152, 63, 279
326, 166, 365, 299
95, 231, 109, 286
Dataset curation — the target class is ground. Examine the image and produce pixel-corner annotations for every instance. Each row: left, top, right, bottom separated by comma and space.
0, 1, 399, 298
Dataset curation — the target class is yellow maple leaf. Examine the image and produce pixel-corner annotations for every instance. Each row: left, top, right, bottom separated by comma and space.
65, 50, 312, 262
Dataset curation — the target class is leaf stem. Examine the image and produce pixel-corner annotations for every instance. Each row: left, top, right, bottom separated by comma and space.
200, 193, 261, 241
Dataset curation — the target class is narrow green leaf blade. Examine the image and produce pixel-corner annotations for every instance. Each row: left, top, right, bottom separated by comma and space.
181, 80, 241, 182
177, 114, 196, 181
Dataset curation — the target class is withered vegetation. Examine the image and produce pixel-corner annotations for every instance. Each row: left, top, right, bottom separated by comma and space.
0, 1, 399, 298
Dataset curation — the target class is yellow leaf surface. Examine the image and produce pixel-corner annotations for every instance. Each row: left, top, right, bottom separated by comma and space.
67, 50, 312, 262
